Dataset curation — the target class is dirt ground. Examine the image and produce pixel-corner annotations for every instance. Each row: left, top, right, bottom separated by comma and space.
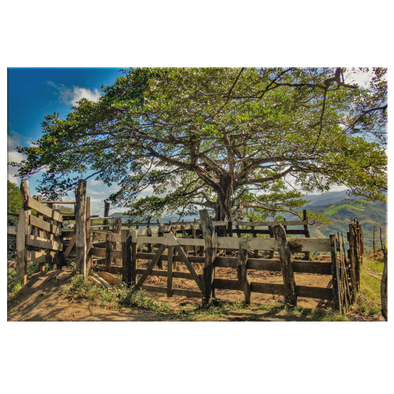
7, 254, 337, 321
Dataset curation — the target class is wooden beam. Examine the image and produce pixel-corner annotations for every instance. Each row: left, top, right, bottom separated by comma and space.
27, 196, 63, 223
237, 240, 251, 304
99, 271, 122, 287
272, 224, 297, 307
174, 244, 203, 292
86, 196, 92, 271
29, 215, 61, 235
91, 247, 106, 257
64, 234, 76, 258
16, 179, 30, 285
75, 180, 87, 276
26, 235, 62, 251
330, 234, 340, 312
135, 244, 166, 290
41, 201, 76, 204
105, 232, 113, 272
121, 229, 132, 286
233, 220, 308, 227
167, 245, 173, 297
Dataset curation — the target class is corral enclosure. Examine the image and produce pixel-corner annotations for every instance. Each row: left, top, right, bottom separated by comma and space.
14, 179, 364, 314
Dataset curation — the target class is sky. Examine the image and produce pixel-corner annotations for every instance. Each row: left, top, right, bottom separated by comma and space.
6, 67, 382, 216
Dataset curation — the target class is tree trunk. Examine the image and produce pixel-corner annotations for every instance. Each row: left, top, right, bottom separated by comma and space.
215, 175, 234, 222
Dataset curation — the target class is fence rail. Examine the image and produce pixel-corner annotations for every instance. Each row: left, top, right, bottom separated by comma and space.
13, 179, 362, 313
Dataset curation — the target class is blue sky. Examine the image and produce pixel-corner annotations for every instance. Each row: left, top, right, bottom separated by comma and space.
7, 67, 368, 216
7, 68, 125, 215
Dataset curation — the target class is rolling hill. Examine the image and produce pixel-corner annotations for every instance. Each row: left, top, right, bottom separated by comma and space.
110, 191, 387, 252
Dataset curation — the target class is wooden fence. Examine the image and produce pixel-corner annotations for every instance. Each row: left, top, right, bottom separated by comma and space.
15, 180, 65, 284
14, 179, 363, 313
90, 213, 363, 313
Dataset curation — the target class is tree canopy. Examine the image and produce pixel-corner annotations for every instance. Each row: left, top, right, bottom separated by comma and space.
7, 181, 22, 224
12, 67, 387, 222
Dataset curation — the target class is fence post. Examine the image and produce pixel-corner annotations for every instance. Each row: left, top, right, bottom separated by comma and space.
16, 179, 30, 285
103, 201, 110, 227
200, 209, 217, 306
348, 223, 357, 297
106, 232, 113, 272
272, 224, 297, 307
85, 196, 92, 272
330, 234, 340, 312
75, 179, 87, 276
237, 239, 251, 304
380, 252, 390, 324
36, 195, 46, 272
121, 228, 132, 285
167, 244, 174, 297
158, 223, 165, 269
131, 229, 137, 285
113, 217, 122, 265
303, 210, 310, 260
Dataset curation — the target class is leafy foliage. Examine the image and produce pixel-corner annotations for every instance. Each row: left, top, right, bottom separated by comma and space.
12, 67, 387, 222
7, 181, 21, 224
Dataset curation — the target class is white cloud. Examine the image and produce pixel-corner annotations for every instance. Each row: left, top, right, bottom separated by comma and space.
89, 189, 107, 196
90, 179, 103, 186
48, 81, 101, 106
7, 131, 25, 182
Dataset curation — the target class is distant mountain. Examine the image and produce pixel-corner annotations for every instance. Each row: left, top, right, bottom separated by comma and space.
109, 191, 387, 252
302, 191, 354, 206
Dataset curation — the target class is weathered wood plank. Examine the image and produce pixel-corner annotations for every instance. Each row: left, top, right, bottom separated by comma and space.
249, 282, 284, 295
106, 232, 113, 271
41, 201, 76, 204
99, 271, 122, 287
121, 229, 132, 285
174, 243, 203, 291
26, 251, 55, 264
16, 211, 30, 286
16, 180, 30, 285
75, 180, 87, 275
330, 234, 340, 312
27, 196, 63, 223
64, 234, 76, 258
237, 240, 251, 304
131, 229, 137, 285
7, 226, 16, 235
25, 235, 62, 251
136, 253, 205, 264
296, 285, 333, 301
233, 220, 308, 227
135, 244, 166, 290
91, 247, 106, 257
272, 224, 297, 306
215, 237, 330, 252
86, 196, 92, 271
30, 215, 61, 235
167, 246, 174, 297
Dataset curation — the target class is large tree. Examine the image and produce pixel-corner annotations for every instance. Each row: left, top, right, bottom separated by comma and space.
12, 67, 387, 222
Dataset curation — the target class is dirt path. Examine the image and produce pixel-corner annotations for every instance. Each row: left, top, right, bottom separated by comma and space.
7, 263, 336, 322
7, 270, 168, 321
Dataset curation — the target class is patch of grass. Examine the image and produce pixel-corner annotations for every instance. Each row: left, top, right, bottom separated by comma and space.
349, 257, 384, 319
63, 275, 170, 313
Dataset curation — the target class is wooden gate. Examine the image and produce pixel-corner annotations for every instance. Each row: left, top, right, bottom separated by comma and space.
133, 231, 204, 297
16, 180, 65, 284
